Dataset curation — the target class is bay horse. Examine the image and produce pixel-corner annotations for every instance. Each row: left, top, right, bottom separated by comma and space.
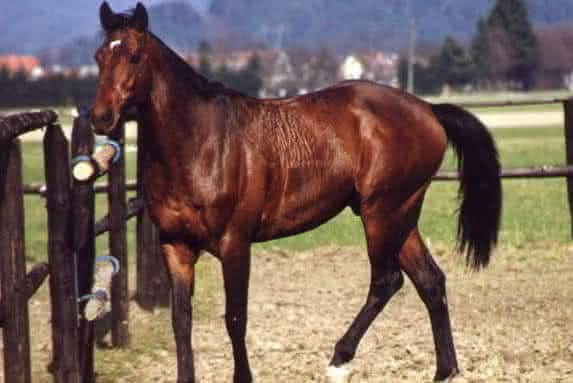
91, 3, 502, 382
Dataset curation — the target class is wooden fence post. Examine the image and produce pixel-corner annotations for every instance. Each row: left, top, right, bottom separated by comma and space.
0, 139, 32, 383
135, 131, 169, 310
71, 108, 96, 383
565, 98, 573, 239
108, 124, 130, 347
44, 124, 81, 383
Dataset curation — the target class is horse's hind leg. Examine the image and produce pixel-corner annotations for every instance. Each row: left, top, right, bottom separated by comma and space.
400, 229, 459, 382
328, 200, 409, 380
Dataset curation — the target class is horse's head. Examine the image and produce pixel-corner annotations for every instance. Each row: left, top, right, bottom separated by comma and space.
91, 2, 153, 135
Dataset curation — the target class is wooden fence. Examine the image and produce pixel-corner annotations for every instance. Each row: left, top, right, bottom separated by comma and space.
0, 97, 572, 383
0, 109, 167, 383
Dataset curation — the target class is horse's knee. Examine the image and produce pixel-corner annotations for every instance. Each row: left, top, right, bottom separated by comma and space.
225, 306, 248, 337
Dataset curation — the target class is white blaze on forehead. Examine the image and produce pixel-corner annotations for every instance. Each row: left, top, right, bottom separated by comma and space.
109, 40, 122, 50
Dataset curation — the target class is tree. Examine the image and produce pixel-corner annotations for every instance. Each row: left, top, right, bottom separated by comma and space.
397, 55, 442, 95
209, 54, 264, 97
487, 0, 540, 89
434, 37, 475, 88
471, 17, 491, 86
197, 40, 212, 77
235, 54, 264, 97
307, 45, 338, 90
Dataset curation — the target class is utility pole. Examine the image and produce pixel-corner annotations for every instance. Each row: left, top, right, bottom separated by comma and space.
407, 0, 416, 94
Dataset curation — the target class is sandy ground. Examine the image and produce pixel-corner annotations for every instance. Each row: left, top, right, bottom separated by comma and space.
1, 245, 573, 382
478, 111, 564, 129
141, 246, 572, 382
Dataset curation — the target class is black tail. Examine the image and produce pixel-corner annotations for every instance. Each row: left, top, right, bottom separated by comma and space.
432, 103, 502, 270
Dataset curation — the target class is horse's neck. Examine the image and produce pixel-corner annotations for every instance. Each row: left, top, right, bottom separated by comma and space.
140, 70, 225, 174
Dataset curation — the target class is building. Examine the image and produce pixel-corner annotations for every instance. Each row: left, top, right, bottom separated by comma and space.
535, 26, 573, 90
0, 55, 42, 76
340, 55, 364, 80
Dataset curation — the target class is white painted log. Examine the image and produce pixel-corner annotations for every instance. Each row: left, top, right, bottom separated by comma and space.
82, 256, 119, 321
72, 141, 120, 182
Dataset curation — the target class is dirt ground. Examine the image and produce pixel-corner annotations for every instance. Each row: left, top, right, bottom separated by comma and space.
143, 245, 572, 383
2, 245, 572, 382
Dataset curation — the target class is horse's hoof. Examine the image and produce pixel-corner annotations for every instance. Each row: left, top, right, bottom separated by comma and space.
326, 365, 353, 383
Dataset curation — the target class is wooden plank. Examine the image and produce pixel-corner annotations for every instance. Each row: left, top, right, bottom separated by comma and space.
71, 110, 96, 383
108, 124, 130, 347
565, 99, 573, 239
95, 197, 144, 237
0, 139, 32, 383
434, 165, 573, 181
0, 110, 58, 141
23, 181, 137, 195
44, 124, 81, 383
457, 97, 567, 109
135, 133, 169, 310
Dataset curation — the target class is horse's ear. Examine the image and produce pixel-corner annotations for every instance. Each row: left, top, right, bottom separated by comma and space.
132, 3, 148, 31
100, 2, 119, 32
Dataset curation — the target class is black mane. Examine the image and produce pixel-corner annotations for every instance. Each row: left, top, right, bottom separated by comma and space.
150, 33, 232, 97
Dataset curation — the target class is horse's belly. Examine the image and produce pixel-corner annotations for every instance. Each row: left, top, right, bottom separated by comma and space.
255, 167, 354, 241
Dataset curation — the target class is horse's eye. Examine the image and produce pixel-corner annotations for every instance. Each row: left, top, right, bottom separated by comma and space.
130, 54, 142, 64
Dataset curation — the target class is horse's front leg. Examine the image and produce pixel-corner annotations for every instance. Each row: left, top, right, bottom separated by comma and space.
220, 235, 253, 383
162, 241, 198, 383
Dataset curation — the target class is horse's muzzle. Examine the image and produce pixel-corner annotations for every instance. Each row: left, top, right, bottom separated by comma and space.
90, 107, 116, 135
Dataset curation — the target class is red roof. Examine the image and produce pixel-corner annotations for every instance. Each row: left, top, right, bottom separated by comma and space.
0, 55, 40, 74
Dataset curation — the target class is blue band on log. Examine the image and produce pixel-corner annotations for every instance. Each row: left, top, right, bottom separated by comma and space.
96, 255, 120, 274
71, 155, 92, 166
96, 140, 122, 164
78, 290, 107, 303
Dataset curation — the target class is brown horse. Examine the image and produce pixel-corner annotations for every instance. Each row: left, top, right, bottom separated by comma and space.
91, 3, 502, 382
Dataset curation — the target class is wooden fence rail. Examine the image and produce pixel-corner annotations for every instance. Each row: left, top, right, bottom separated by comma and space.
564, 98, 573, 237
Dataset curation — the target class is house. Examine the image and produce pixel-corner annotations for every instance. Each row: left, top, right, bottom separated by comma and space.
340, 55, 364, 80
535, 26, 573, 90
0, 55, 42, 76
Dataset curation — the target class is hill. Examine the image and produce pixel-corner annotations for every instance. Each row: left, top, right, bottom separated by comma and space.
2, 0, 573, 63
208, 0, 573, 51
